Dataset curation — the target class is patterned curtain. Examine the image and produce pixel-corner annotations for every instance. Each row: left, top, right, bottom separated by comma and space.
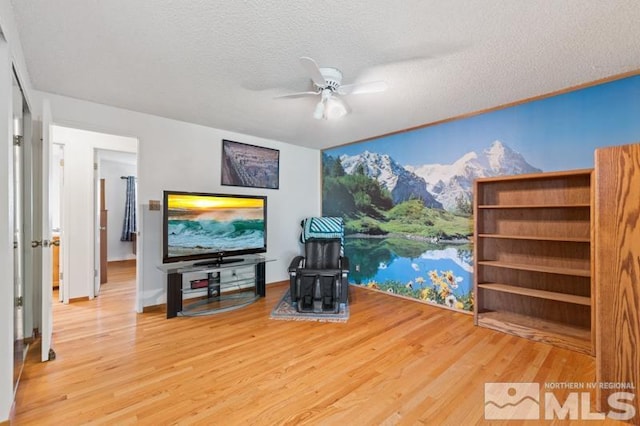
120, 176, 137, 241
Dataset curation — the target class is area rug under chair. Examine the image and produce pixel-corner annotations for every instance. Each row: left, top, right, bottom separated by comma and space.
269, 289, 349, 323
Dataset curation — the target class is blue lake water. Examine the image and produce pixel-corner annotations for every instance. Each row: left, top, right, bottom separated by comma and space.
345, 237, 473, 311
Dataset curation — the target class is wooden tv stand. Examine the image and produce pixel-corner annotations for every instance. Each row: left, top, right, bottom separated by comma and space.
158, 255, 270, 318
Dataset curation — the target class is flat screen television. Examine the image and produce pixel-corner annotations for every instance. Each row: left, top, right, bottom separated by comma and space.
162, 190, 267, 265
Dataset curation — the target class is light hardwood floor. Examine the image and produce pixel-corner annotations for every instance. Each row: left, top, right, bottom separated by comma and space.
13, 262, 626, 425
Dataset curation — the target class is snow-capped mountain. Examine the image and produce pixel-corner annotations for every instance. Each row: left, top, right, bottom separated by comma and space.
339, 151, 443, 208
334, 141, 540, 212
407, 141, 541, 211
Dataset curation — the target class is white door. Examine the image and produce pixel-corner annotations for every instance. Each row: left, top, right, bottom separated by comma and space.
93, 152, 101, 297
12, 72, 25, 383
40, 99, 54, 362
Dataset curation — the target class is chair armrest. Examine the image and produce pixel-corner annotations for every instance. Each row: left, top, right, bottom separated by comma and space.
297, 268, 344, 277
288, 256, 305, 273
340, 256, 349, 274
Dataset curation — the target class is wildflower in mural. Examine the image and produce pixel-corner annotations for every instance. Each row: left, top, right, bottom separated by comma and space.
418, 270, 473, 311
445, 295, 457, 308
360, 269, 473, 312
366, 281, 380, 290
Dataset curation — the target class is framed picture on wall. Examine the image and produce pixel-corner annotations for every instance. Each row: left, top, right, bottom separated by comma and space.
221, 139, 280, 189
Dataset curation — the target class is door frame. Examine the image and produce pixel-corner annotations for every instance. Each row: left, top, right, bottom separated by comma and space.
93, 147, 139, 297
40, 99, 54, 362
51, 142, 66, 303
20, 90, 35, 341
93, 150, 101, 297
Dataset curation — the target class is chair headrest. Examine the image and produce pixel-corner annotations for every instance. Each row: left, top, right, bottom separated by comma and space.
300, 217, 344, 243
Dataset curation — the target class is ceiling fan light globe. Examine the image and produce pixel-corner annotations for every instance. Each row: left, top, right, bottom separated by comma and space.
326, 98, 348, 119
313, 101, 325, 120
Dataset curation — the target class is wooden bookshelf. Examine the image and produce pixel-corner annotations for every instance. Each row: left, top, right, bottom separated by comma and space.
478, 203, 591, 209
477, 311, 591, 354
476, 260, 591, 277
474, 169, 594, 355
477, 283, 591, 305
477, 233, 590, 243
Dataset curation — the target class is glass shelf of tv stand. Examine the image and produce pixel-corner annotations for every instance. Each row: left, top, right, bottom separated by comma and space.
180, 281, 258, 317
158, 255, 274, 318
157, 255, 273, 274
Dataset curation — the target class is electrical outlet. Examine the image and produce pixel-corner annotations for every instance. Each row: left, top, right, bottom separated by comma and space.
355, 264, 360, 272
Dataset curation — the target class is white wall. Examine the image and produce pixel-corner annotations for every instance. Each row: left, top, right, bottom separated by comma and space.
52, 126, 137, 300
36, 91, 321, 310
100, 157, 137, 261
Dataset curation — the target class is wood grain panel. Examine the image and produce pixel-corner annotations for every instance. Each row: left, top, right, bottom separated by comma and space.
477, 170, 592, 206
477, 207, 590, 238
478, 311, 591, 354
479, 289, 591, 328
479, 264, 591, 296
478, 283, 590, 305
479, 238, 591, 271
478, 260, 590, 277
595, 143, 640, 415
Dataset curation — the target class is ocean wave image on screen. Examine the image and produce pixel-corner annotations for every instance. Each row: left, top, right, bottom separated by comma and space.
167, 218, 264, 256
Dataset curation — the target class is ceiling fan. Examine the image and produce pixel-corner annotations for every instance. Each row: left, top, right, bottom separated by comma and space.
276, 57, 388, 120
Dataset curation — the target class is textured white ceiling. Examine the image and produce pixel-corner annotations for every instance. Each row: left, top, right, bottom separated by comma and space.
10, 0, 640, 150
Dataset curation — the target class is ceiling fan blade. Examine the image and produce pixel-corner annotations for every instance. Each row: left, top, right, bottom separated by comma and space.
337, 80, 388, 96
274, 91, 319, 99
299, 57, 327, 87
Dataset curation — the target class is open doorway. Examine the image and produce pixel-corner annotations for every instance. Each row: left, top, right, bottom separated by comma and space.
95, 149, 138, 294
50, 126, 137, 305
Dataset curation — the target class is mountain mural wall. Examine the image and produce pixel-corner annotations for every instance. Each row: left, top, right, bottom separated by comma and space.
338, 140, 541, 212
321, 74, 640, 314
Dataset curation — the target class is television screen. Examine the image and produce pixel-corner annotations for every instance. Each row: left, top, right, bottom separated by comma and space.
162, 191, 267, 264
